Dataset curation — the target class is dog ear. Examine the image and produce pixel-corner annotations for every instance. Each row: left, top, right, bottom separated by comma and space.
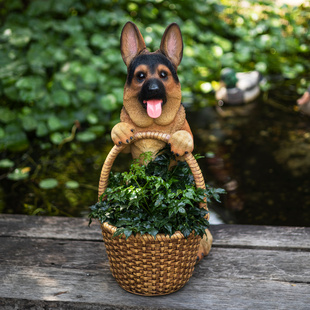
160, 23, 183, 68
120, 22, 146, 67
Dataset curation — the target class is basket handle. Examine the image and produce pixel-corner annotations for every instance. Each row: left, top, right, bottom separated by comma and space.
98, 131, 209, 218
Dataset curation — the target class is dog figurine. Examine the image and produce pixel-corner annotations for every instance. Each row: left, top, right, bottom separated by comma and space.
111, 21, 212, 260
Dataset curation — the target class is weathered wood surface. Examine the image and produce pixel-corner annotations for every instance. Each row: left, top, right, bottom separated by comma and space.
0, 214, 309, 310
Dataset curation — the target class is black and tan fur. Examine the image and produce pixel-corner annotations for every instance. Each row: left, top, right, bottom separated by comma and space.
111, 21, 193, 159
111, 22, 212, 260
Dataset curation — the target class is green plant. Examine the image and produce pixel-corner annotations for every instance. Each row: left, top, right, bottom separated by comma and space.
89, 149, 225, 239
1, 0, 309, 155
1, 0, 309, 217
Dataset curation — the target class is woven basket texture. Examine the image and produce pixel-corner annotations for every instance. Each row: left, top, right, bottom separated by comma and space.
101, 222, 201, 296
98, 132, 208, 296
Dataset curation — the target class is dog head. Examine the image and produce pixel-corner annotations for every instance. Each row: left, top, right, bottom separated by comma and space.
120, 22, 183, 128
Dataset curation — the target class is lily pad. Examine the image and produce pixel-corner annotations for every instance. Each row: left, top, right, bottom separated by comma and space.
39, 178, 58, 189
0, 159, 14, 169
76, 131, 96, 142
65, 180, 79, 189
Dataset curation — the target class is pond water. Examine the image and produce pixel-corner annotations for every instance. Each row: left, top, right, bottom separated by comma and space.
1, 83, 310, 227
188, 83, 310, 227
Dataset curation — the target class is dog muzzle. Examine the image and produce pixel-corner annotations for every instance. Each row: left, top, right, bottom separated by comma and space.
140, 79, 166, 119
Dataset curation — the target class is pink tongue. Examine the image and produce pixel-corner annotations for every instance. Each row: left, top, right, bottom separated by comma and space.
146, 99, 162, 118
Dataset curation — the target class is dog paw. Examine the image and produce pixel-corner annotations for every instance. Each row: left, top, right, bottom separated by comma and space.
196, 229, 213, 263
168, 130, 193, 156
111, 123, 135, 145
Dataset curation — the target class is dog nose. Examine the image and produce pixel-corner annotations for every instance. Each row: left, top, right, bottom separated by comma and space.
140, 78, 166, 102
148, 82, 160, 91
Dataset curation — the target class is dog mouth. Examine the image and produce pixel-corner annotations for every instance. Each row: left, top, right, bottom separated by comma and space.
138, 78, 167, 119
142, 99, 165, 119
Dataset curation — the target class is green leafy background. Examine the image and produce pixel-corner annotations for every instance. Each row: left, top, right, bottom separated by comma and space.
0, 0, 309, 216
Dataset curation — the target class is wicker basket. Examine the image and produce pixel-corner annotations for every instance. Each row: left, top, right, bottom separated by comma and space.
98, 131, 209, 296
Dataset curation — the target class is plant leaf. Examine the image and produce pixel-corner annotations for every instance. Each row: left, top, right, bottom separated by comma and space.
39, 178, 58, 189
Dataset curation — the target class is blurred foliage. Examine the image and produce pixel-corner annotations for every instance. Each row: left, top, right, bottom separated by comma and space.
0, 0, 309, 216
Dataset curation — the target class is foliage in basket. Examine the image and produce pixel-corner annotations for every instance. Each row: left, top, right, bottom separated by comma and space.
89, 149, 225, 239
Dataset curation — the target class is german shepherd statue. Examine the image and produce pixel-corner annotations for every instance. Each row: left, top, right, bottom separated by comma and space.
111, 21, 212, 261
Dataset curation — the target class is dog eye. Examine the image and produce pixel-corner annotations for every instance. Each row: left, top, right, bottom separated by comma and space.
136, 72, 146, 81
159, 71, 168, 79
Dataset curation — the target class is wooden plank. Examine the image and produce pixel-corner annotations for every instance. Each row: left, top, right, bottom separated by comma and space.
1, 214, 310, 250
211, 224, 310, 250
195, 247, 310, 284
0, 265, 309, 310
1, 237, 309, 283
0, 215, 309, 309
0, 237, 109, 270
0, 214, 101, 241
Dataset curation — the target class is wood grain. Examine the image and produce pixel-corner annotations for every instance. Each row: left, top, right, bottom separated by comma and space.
0, 266, 309, 310
1, 237, 309, 282
1, 214, 310, 249
0, 214, 309, 310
